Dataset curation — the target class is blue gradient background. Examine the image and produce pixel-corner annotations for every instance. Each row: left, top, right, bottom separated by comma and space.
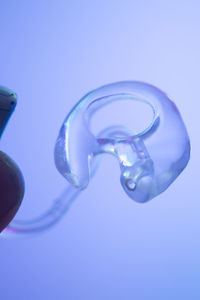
0, 1, 199, 299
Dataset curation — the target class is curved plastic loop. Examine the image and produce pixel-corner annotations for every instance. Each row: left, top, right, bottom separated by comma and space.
55, 81, 190, 203
3, 81, 190, 235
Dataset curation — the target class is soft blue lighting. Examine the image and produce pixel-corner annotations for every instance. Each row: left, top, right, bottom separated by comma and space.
0, 1, 199, 299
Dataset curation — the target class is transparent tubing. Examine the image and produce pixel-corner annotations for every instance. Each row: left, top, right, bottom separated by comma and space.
3, 185, 79, 236
3, 151, 100, 236
3, 81, 190, 236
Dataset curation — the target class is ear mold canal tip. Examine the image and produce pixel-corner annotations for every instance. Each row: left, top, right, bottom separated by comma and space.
3, 81, 190, 235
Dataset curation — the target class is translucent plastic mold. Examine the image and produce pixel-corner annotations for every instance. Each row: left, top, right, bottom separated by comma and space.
2, 81, 190, 235
55, 81, 190, 202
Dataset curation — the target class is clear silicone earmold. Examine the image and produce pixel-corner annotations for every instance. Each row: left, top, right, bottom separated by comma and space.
55, 81, 190, 202
4, 81, 190, 235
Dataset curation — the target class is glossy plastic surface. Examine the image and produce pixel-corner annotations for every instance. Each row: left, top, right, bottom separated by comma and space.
55, 81, 190, 203
3, 81, 190, 235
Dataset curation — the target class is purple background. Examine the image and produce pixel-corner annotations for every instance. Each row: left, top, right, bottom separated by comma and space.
0, 1, 199, 299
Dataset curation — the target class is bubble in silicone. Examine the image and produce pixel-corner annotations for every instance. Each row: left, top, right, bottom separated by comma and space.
3, 81, 190, 235
55, 81, 190, 203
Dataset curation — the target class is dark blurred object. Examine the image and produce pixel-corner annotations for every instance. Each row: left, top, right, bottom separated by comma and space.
0, 151, 24, 231
0, 87, 24, 231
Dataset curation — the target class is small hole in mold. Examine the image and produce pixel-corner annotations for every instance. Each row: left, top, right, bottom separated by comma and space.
126, 179, 136, 191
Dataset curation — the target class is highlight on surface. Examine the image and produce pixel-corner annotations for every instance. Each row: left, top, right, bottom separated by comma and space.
0, 81, 190, 236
